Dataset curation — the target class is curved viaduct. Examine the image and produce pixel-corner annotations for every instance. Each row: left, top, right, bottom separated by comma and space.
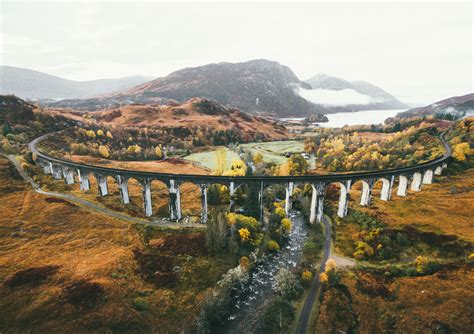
30, 132, 451, 224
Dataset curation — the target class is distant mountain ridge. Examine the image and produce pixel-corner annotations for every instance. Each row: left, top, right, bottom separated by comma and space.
304, 73, 408, 111
6, 60, 408, 117
394, 93, 474, 119
0, 66, 153, 100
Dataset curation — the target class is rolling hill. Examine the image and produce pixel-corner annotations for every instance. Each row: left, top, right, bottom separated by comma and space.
49, 97, 289, 141
0, 66, 153, 100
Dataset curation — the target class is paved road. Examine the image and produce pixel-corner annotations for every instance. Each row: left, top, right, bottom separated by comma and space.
0, 153, 205, 229
295, 214, 332, 334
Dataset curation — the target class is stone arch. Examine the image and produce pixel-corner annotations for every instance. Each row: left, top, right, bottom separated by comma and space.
150, 179, 169, 218
434, 165, 443, 175
411, 172, 422, 191
126, 177, 146, 215
105, 175, 119, 196
179, 181, 202, 220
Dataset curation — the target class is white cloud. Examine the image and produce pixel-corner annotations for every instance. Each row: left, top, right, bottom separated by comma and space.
0, 2, 471, 104
297, 88, 374, 106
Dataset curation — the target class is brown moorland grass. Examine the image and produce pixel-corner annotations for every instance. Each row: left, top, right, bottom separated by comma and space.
0, 156, 232, 333
359, 169, 474, 242
315, 266, 474, 333
316, 166, 474, 333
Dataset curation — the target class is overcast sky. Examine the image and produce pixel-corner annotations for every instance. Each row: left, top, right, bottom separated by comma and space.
1, 1, 472, 106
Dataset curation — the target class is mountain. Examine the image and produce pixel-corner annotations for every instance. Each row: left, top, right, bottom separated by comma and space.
0, 66, 153, 100
394, 93, 474, 119
303, 73, 408, 112
47, 59, 324, 117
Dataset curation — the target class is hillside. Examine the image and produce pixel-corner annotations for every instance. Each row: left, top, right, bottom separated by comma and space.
303, 73, 408, 112
46, 60, 325, 116
395, 93, 474, 119
0, 156, 232, 332
56, 98, 289, 141
0, 66, 152, 100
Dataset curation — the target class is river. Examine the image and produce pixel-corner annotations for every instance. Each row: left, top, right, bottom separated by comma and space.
223, 212, 309, 333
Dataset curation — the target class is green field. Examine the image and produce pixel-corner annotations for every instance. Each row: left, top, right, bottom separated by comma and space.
184, 147, 241, 171
239, 140, 305, 165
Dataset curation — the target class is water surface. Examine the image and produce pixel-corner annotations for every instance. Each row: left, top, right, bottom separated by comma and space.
319, 109, 406, 128
223, 212, 308, 333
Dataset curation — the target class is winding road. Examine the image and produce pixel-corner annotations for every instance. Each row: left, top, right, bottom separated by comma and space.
295, 214, 332, 334
0, 153, 205, 229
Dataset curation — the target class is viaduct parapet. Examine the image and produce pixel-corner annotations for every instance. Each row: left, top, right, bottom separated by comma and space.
30, 132, 452, 224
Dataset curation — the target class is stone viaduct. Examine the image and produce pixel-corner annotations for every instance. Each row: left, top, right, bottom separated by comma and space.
30, 132, 451, 224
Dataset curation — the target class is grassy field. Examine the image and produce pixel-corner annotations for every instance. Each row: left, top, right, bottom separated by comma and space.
312, 166, 474, 333
183, 147, 241, 171
315, 265, 473, 333
239, 140, 305, 165
0, 156, 232, 333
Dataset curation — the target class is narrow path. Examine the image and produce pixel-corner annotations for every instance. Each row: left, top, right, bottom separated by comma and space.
0, 153, 205, 229
295, 214, 332, 334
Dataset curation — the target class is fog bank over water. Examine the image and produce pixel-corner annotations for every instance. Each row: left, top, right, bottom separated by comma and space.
296, 87, 376, 106
319, 109, 406, 128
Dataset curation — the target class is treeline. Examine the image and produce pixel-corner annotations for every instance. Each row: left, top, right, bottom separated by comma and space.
54, 121, 269, 161
304, 125, 444, 172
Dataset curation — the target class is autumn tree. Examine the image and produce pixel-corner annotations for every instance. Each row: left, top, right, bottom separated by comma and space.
155, 145, 163, 159
452, 142, 471, 161
253, 152, 263, 165
274, 268, 302, 300
223, 159, 247, 176
99, 145, 110, 158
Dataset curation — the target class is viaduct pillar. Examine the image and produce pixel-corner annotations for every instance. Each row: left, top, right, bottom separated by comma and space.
411, 172, 422, 191
397, 175, 408, 197
285, 181, 294, 216
64, 168, 75, 185
78, 170, 90, 191
229, 181, 235, 213
115, 175, 130, 204
380, 176, 394, 201
140, 178, 153, 217
169, 180, 182, 221
422, 169, 434, 184
258, 181, 265, 222
200, 183, 208, 223
95, 173, 109, 196
51, 164, 63, 179
337, 180, 351, 218
360, 179, 374, 206
310, 183, 325, 224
